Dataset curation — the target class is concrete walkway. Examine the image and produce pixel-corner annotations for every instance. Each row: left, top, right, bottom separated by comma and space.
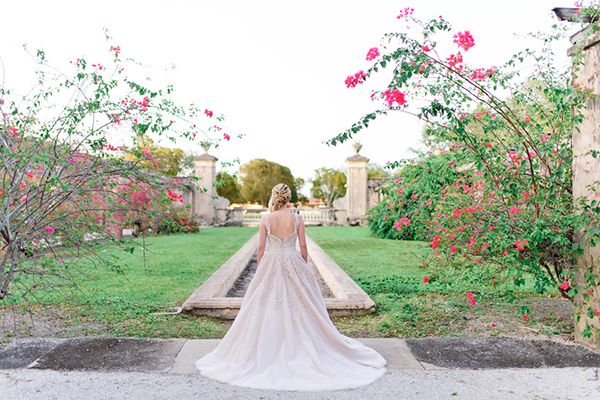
1, 336, 600, 399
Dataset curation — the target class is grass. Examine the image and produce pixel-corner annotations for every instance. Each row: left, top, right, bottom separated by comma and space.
1, 226, 573, 343
1, 227, 256, 343
306, 226, 573, 339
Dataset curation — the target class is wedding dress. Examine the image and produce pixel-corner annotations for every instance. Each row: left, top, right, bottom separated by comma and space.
194, 210, 387, 391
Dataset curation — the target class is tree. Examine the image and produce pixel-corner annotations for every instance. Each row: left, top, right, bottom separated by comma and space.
239, 159, 297, 205
126, 134, 186, 176
294, 177, 309, 203
368, 162, 391, 178
310, 167, 346, 207
216, 171, 244, 203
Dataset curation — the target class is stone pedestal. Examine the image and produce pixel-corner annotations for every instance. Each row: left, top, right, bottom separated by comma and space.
571, 29, 600, 348
193, 152, 218, 225
345, 143, 369, 225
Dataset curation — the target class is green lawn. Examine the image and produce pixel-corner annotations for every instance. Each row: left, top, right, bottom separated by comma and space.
307, 226, 572, 338
1, 226, 573, 343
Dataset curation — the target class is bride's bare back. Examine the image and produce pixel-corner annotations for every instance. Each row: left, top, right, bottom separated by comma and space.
257, 209, 308, 263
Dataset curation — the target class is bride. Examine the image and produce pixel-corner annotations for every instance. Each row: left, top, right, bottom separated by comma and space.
195, 183, 387, 391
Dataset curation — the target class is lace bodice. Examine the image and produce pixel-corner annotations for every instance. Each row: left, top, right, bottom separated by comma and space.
262, 211, 298, 252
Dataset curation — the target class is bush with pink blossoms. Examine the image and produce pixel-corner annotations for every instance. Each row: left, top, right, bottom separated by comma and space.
330, 6, 600, 341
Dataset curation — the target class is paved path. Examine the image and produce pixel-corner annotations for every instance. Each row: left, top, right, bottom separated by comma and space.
1, 336, 600, 399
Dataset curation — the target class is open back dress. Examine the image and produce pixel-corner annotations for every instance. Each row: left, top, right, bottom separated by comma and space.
194, 210, 387, 391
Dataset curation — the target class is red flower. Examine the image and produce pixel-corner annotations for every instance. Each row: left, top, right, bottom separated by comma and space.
383, 89, 407, 107
345, 70, 367, 88
558, 278, 570, 291
205, 109, 214, 118
523, 192, 530, 200
26, 171, 35, 179
509, 207, 521, 215
514, 239, 528, 251
446, 52, 464, 70
366, 47, 380, 61
466, 292, 476, 305
453, 31, 475, 51
166, 189, 184, 203
223, 133, 230, 141
421, 44, 431, 52
422, 276, 430, 284
429, 235, 441, 249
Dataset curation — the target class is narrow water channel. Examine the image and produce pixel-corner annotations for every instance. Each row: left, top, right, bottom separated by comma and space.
226, 251, 334, 298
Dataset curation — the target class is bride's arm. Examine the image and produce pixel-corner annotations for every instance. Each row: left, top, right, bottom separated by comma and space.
257, 216, 267, 263
297, 215, 308, 263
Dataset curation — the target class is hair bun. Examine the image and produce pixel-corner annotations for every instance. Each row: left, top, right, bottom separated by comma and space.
268, 183, 292, 211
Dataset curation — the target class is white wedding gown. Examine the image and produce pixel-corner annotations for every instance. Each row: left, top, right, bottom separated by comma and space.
195, 211, 387, 391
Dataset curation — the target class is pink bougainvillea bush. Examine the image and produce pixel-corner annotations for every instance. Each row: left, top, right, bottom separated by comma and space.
333, 7, 600, 338
0, 36, 233, 304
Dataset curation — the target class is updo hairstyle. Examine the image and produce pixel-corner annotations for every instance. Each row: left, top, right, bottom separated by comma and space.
268, 183, 292, 212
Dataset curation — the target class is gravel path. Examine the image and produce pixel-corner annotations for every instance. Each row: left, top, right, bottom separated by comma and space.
1, 367, 599, 400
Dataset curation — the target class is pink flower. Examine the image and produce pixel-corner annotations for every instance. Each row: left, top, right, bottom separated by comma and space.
345, 70, 367, 88
540, 134, 548, 142
44, 226, 55, 234
471, 67, 494, 81
397, 7, 414, 19
205, 109, 213, 118
223, 133, 230, 141
446, 52, 464, 70
110, 45, 121, 54
26, 172, 34, 179
366, 47, 380, 61
523, 192, 530, 200
509, 207, 521, 215
422, 276, 430, 284
453, 31, 475, 51
383, 89, 407, 107
421, 44, 431, 52
558, 278, 570, 291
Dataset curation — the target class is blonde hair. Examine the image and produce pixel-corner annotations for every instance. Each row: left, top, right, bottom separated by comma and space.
268, 183, 292, 212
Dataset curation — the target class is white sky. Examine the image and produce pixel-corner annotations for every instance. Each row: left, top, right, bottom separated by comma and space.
1, 0, 576, 195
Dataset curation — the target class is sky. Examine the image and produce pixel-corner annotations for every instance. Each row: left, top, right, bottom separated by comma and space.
0, 0, 577, 195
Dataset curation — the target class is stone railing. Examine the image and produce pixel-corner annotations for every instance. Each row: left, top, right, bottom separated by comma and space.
240, 207, 337, 226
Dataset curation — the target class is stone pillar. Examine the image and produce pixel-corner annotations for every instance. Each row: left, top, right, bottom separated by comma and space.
193, 151, 218, 225
345, 142, 369, 224
570, 29, 600, 348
